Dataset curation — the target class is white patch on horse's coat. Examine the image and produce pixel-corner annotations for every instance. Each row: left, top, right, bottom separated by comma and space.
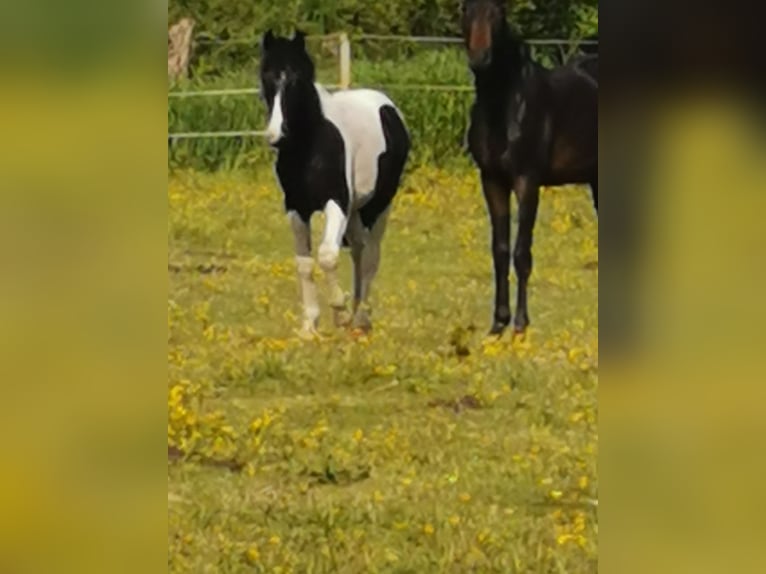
266, 91, 284, 144
314, 84, 405, 208
317, 200, 348, 310
319, 200, 347, 259
266, 74, 286, 144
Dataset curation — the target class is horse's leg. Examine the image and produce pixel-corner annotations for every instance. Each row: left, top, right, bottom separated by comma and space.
317, 200, 350, 328
352, 208, 389, 332
345, 213, 365, 328
482, 173, 512, 336
512, 174, 541, 334
288, 211, 320, 338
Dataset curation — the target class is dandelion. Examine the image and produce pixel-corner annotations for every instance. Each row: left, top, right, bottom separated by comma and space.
246, 546, 260, 562
269, 535, 281, 546
448, 515, 461, 526
549, 490, 563, 500
459, 492, 471, 503
579, 476, 589, 490
423, 523, 434, 536
556, 533, 574, 545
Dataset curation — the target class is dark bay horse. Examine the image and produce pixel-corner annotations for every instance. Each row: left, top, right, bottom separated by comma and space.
462, 0, 598, 336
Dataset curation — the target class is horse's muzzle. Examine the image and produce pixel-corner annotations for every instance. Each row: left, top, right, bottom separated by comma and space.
468, 48, 492, 70
266, 128, 286, 149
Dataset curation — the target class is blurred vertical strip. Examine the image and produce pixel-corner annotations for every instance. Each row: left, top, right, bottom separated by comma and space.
0, 1, 166, 573
601, 0, 766, 573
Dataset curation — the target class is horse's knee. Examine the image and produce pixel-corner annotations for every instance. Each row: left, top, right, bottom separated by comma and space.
513, 247, 532, 277
296, 255, 314, 279
492, 240, 511, 260
318, 244, 339, 272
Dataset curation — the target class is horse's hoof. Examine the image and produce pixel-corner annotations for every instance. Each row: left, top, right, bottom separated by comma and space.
352, 310, 372, 333
333, 308, 352, 328
295, 324, 321, 341
488, 322, 507, 337
350, 327, 369, 340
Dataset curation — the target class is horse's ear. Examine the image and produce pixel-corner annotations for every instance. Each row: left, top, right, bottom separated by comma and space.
262, 29, 275, 51
293, 29, 307, 50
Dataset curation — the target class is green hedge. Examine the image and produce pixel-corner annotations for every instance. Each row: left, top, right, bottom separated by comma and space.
167, 40, 585, 171
169, 0, 598, 77
167, 1, 597, 171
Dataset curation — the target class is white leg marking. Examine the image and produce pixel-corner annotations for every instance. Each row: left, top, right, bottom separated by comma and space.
317, 200, 350, 325
266, 78, 285, 145
288, 211, 319, 336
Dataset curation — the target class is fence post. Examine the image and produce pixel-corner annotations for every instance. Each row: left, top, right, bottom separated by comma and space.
339, 33, 351, 89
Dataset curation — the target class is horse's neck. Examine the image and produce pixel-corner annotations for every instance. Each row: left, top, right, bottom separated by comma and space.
284, 82, 325, 150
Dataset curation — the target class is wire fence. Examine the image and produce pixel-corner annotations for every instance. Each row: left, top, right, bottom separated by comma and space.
168, 33, 597, 141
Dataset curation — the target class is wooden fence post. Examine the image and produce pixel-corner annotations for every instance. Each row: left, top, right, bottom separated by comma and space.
168, 18, 195, 83
339, 33, 351, 89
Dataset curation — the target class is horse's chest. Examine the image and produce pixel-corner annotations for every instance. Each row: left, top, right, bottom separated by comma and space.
276, 146, 348, 217
468, 116, 513, 175
468, 108, 512, 173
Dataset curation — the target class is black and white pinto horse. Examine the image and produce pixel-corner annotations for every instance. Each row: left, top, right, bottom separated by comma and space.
259, 30, 410, 338
462, 0, 598, 337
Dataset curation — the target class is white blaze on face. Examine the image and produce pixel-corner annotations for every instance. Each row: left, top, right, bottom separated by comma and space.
266, 74, 286, 145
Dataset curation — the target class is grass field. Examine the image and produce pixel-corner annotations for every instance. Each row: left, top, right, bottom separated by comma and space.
168, 165, 598, 573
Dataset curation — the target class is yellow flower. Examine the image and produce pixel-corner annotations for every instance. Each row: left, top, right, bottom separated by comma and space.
269, 535, 281, 545
374, 364, 397, 376
423, 523, 434, 535
353, 429, 364, 442
246, 546, 260, 562
549, 490, 563, 500
578, 476, 589, 490
459, 492, 471, 503
557, 533, 574, 545
448, 515, 460, 526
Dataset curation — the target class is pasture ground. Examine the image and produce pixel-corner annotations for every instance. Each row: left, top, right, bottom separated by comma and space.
168, 166, 598, 573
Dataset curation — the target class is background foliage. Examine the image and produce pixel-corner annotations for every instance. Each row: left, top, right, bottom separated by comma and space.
167, 0, 598, 170
168, 0, 598, 46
